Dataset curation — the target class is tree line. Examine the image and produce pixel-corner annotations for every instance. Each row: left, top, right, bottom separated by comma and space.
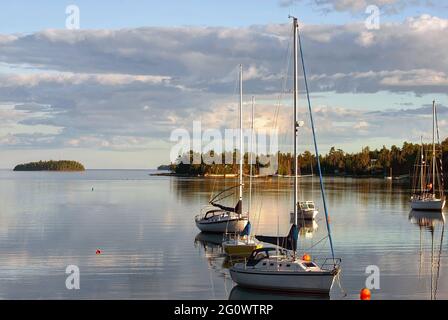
170, 138, 448, 177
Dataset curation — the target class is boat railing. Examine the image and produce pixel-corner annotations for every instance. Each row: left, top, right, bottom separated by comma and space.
195, 205, 220, 221
320, 258, 342, 271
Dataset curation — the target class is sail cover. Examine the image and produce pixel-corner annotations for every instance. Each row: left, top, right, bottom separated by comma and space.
240, 221, 251, 236
210, 199, 242, 214
208, 185, 242, 214
255, 224, 298, 251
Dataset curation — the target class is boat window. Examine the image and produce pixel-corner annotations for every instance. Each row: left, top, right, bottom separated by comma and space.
286, 264, 291, 267
303, 262, 317, 268
262, 262, 266, 266
254, 252, 267, 261
270, 263, 274, 266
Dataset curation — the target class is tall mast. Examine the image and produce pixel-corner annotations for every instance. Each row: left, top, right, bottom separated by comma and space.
421, 136, 424, 194
432, 100, 436, 196
249, 96, 254, 222
293, 17, 299, 226
239, 64, 243, 207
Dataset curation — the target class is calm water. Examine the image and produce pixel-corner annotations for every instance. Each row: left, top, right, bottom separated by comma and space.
0, 169, 446, 300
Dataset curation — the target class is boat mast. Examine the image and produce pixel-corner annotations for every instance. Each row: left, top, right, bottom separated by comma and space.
239, 64, 244, 210
432, 100, 436, 197
249, 96, 254, 222
293, 17, 299, 227
421, 136, 424, 194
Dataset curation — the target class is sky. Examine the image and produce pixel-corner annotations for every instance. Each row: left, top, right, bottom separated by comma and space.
1, 0, 448, 169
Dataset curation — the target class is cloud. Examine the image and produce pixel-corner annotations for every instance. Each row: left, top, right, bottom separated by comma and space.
0, 72, 170, 87
1, 16, 448, 94
279, 0, 437, 14
309, 69, 448, 94
0, 15, 448, 160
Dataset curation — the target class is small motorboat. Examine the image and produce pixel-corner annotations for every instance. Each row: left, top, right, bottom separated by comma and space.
290, 201, 318, 221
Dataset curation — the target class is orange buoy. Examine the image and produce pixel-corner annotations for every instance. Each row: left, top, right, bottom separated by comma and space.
360, 288, 371, 300
96, 249, 102, 255
302, 253, 311, 262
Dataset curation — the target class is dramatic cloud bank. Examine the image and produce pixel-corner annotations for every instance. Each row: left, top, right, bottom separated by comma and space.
0, 15, 447, 166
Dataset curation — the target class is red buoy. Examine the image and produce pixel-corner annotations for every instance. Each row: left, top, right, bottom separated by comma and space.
302, 253, 311, 262
360, 288, 371, 300
96, 249, 102, 255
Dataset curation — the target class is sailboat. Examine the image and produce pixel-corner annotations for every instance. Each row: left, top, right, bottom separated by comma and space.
229, 17, 340, 294
223, 95, 262, 257
410, 101, 445, 211
195, 65, 249, 233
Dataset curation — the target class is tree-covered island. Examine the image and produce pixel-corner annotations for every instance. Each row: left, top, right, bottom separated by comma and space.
13, 160, 85, 172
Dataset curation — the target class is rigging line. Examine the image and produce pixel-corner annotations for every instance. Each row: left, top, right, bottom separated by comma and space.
274, 26, 293, 135
209, 168, 219, 202
249, 96, 254, 227
210, 66, 240, 202
303, 235, 329, 252
232, 65, 240, 207
209, 184, 241, 203
272, 26, 293, 163
335, 271, 348, 298
434, 103, 444, 194
434, 221, 445, 299
278, 24, 293, 107
431, 227, 434, 300
255, 184, 264, 236
212, 191, 236, 204
298, 25, 336, 262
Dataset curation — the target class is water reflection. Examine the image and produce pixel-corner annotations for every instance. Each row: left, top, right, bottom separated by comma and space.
3, 169, 448, 299
194, 233, 224, 252
228, 285, 329, 300
194, 233, 250, 270
290, 217, 319, 238
408, 210, 445, 300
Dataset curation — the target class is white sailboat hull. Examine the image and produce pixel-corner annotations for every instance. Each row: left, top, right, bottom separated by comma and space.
410, 198, 445, 211
229, 268, 336, 294
196, 217, 248, 233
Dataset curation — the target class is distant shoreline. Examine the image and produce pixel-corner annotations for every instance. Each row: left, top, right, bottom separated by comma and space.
150, 172, 411, 180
